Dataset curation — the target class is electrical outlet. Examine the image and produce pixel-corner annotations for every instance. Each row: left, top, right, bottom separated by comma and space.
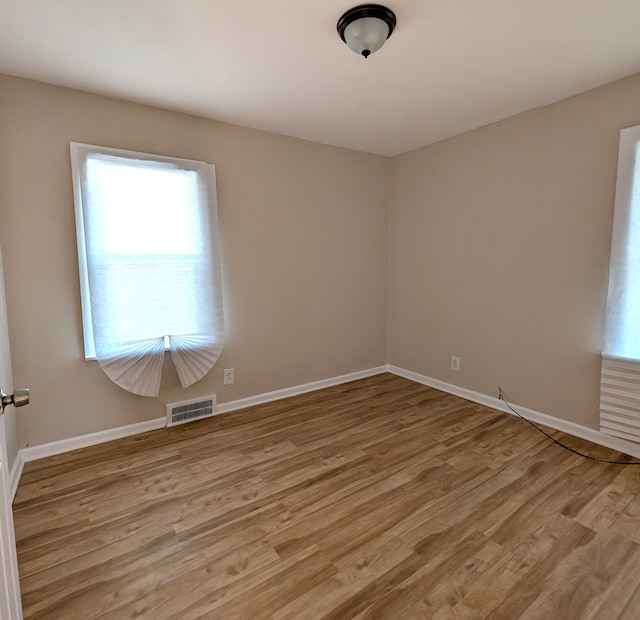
223, 368, 235, 385
451, 356, 460, 372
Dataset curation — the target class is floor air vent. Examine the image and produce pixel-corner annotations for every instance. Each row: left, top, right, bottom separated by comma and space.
166, 395, 217, 427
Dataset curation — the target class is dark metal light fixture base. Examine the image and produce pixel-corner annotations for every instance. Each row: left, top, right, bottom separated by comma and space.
337, 4, 397, 58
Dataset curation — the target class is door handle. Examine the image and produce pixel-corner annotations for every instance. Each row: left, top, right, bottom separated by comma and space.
0, 388, 29, 414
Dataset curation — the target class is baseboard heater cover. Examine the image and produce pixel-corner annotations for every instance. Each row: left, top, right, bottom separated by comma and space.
166, 394, 217, 427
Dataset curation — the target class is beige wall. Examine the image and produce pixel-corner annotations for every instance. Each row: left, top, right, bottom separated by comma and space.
2, 71, 639, 450
0, 75, 391, 447
390, 74, 640, 428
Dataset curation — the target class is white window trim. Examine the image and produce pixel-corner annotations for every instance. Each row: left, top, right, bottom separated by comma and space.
603, 124, 640, 360
70, 142, 224, 396
70, 142, 216, 360
70, 147, 94, 359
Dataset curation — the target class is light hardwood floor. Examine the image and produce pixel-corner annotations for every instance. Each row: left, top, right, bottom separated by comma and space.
13, 373, 640, 619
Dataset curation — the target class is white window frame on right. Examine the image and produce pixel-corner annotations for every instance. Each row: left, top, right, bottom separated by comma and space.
601, 124, 640, 442
70, 142, 224, 397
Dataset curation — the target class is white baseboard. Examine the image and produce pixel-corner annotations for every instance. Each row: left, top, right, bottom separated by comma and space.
8, 451, 23, 502
387, 364, 640, 460
216, 366, 388, 416
20, 417, 167, 463
17, 366, 388, 469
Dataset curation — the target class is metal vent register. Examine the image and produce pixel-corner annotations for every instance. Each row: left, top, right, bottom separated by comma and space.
166, 395, 217, 427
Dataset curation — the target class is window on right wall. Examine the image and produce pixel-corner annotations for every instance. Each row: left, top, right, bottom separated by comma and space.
601, 124, 640, 442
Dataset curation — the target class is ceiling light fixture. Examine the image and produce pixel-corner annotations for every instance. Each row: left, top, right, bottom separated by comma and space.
337, 4, 396, 59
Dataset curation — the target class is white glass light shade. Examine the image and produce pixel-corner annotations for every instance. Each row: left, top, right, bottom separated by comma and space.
343, 16, 390, 56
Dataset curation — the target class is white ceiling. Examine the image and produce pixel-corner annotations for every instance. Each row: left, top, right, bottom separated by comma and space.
1, 1, 640, 156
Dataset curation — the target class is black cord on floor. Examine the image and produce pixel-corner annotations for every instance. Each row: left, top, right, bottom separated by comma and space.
498, 391, 640, 466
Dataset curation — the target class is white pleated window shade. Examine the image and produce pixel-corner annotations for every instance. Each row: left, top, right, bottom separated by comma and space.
601, 124, 640, 441
600, 356, 640, 442
70, 143, 224, 397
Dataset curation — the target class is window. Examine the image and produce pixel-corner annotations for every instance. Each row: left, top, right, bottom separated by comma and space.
70, 143, 224, 397
601, 124, 640, 442
604, 124, 640, 360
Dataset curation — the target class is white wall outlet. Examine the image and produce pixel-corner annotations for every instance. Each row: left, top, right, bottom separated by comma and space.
451, 356, 461, 372
223, 368, 235, 385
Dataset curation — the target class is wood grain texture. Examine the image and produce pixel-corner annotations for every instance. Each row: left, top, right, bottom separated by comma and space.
13, 373, 640, 619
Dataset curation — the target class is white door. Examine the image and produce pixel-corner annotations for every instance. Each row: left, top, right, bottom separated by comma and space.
0, 243, 24, 620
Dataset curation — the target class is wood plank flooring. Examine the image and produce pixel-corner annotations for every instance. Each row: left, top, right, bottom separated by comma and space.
13, 373, 640, 619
